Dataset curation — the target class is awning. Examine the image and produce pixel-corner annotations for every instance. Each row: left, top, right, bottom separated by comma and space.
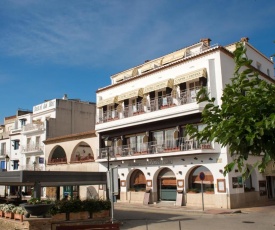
140, 62, 153, 73
97, 96, 118, 108
162, 49, 186, 65
143, 79, 174, 94
117, 88, 144, 102
174, 68, 207, 85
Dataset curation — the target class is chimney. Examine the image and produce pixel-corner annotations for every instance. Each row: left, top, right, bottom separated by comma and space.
241, 37, 249, 43
62, 94, 68, 100
200, 38, 211, 47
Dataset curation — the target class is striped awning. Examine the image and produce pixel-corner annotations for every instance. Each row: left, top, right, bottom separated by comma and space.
97, 96, 118, 108
162, 49, 186, 65
117, 88, 144, 101
174, 68, 207, 85
143, 79, 174, 94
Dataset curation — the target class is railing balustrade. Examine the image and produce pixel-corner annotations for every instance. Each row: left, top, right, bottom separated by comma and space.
97, 138, 212, 159
21, 144, 43, 153
96, 87, 205, 124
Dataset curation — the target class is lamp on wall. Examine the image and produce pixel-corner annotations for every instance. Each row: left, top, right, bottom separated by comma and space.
178, 171, 182, 175
194, 157, 198, 160
209, 158, 213, 160
147, 172, 150, 176
121, 173, 124, 177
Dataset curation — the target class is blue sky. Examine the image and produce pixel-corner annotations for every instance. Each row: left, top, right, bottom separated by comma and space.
0, 0, 274, 123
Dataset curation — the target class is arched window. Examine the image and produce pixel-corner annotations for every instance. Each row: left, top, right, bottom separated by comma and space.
71, 142, 94, 162
50, 146, 67, 163
129, 170, 146, 191
189, 166, 214, 192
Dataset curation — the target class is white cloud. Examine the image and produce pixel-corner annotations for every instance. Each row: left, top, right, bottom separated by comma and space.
0, 0, 274, 68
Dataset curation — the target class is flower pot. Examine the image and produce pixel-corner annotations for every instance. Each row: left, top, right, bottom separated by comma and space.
69, 211, 89, 220
5, 212, 14, 219
52, 213, 67, 221
22, 204, 52, 218
0, 210, 5, 217
14, 213, 24, 222
92, 210, 110, 219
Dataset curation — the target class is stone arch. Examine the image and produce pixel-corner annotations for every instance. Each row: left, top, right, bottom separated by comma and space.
71, 141, 94, 162
48, 145, 67, 164
186, 165, 214, 193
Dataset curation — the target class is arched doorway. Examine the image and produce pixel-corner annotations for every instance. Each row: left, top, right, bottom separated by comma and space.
188, 166, 214, 193
157, 168, 176, 201
129, 170, 146, 192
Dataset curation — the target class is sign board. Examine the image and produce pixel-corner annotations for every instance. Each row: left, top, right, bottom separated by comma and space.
199, 172, 205, 181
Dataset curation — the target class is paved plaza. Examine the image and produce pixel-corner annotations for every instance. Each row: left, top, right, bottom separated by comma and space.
114, 202, 275, 230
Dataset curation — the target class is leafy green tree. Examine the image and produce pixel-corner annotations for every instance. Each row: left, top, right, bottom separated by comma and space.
186, 42, 275, 175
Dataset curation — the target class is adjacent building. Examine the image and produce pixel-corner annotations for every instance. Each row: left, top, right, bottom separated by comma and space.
95, 37, 274, 208
0, 95, 97, 197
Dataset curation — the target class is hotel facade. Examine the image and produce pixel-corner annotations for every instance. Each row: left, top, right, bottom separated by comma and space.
95, 38, 275, 209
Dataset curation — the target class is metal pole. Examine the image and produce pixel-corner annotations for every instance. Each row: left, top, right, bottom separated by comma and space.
106, 147, 110, 200
201, 180, 204, 211
110, 168, 114, 223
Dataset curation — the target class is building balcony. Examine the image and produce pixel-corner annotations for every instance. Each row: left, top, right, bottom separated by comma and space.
97, 138, 214, 160
21, 144, 44, 154
18, 164, 45, 171
22, 123, 45, 133
96, 87, 203, 124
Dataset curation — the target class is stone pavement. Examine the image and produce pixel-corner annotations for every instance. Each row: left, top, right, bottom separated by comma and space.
114, 200, 275, 215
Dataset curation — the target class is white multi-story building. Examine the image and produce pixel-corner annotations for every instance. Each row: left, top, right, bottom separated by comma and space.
0, 95, 97, 196
95, 37, 274, 209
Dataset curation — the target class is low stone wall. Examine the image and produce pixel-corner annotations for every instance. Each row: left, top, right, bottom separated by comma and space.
0, 217, 112, 230
185, 193, 228, 209
229, 191, 268, 209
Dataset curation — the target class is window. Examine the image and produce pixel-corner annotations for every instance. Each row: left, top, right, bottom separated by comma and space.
267, 69, 270, 76
20, 119, 26, 126
13, 160, 19, 170
152, 128, 177, 151
0, 161, 5, 170
0, 143, 6, 155
130, 170, 146, 191
13, 140, 20, 150
256, 62, 261, 70
188, 166, 214, 192
126, 133, 144, 153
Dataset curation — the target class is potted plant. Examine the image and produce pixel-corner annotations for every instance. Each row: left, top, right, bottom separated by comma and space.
21, 198, 53, 218
0, 204, 5, 217
187, 188, 199, 193
205, 188, 214, 194
12, 206, 27, 222
3, 204, 16, 219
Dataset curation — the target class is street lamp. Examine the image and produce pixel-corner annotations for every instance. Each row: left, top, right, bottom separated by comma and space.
104, 137, 112, 200
5, 155, 9, 171
4, 155, 9, 198
104, 138, 112, 171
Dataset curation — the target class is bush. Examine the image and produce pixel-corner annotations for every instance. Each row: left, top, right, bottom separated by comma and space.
2, 204, 16, 213
48, 199, 111, 216
12, 206, 27, 215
